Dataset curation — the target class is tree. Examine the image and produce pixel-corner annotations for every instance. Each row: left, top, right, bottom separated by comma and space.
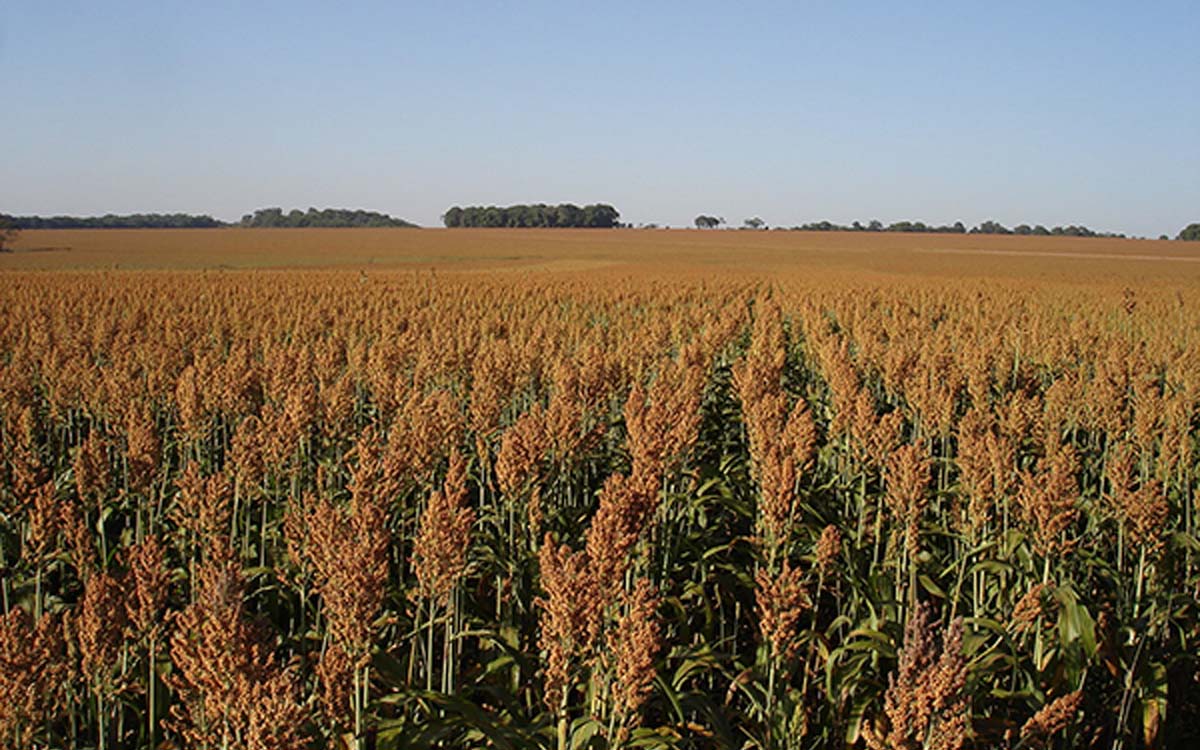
694, 215, 721, 229
481, 207, 504, 227
555, 204, 583, 228
1179, 223, 1200, 241
528, 204, 552, 227
743, 217, 766, 230
971, 220, 1012, 235
247, 208, 284, 228
238, 207, 414, 228
0, 215, 19, 252
442, 203, 617, 228
582, 204, 620, 228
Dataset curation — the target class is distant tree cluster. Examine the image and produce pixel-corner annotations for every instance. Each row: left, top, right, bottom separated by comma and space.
789, 219, 966, 233
239, 207, 415, 228
1000, 222, 1123, 238
442, 203, 620, 228
1179, 223, 1200, 241
2, 207, 417, 230
694, 215, 725, 229
0, 215, 18, 251
783, 218, 1126, 238
4, 213, 224, 229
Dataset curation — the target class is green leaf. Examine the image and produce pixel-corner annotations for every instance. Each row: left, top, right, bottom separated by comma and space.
918, 573, 947, 598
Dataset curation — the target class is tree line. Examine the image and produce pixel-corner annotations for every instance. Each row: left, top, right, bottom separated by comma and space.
792, 219, 1200, 240
4, 213, 225, 229
238, 207, 415, 228
788, 219, 971, 234
710, 217, 1131, 238
1, 207, 416, 230
442, 203, 620, 228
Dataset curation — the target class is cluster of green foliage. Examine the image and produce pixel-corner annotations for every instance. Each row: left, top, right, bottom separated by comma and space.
1, 208, 417, 230
783, 218, 1127, 237
790, 219, 966, 234
0, 215, 18, 251
696, 215, 776, 231
2, 213, 224, 229
981, 221, 1126, 238
1178, 223, 1200, 241
238, 207, 416, 228
442, 203, 620, 228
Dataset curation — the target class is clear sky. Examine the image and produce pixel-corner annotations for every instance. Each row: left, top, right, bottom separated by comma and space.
2, 1, 1197, 236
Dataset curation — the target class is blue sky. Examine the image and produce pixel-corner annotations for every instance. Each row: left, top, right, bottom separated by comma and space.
2, 1, 1197, 235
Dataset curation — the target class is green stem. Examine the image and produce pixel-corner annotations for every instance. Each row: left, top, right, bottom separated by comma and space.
1133, 547, 1147, 619
354, 663, 365, 750
426, 601, 436, 691
557, 704, 569, 750
96, 691, 106, 750
148, 636, 156, 750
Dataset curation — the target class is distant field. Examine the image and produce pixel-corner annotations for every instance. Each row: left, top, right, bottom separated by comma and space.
3, 228, 1199, 283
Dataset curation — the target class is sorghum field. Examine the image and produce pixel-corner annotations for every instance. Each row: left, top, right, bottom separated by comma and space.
2, 229, 1199, 750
